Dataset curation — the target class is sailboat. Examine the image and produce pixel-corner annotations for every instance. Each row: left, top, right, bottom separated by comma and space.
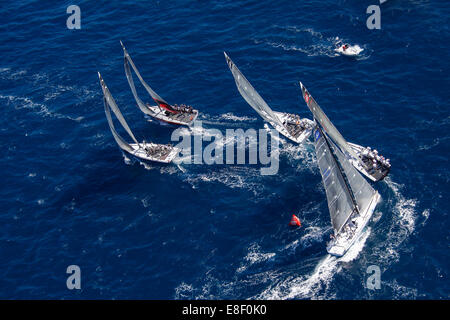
313, 124, 381, 256
121, 41, 199, 126
224, 52, 314, 144
300, 82, 390, 182
98, 72, 178, 164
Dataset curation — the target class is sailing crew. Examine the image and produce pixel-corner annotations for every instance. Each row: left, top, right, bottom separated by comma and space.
144, 142, 152, 156
361, 148, 369, 157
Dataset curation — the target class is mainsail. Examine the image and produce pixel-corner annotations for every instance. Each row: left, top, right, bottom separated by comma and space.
98, 72, 139, 153
224, 52, 284, 128
313, 124, 377, 234
300, 82, 362, 166
313, 125, 355, 233
331, 138, 377, 218
121, 41, 178, 114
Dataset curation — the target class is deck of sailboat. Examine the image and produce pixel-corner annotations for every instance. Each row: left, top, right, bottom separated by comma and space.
129, 143, 178, 163
146, 105, 198, 125
347, 142, 390, 182
272, 111, 314, 143
327, 191, 380, 256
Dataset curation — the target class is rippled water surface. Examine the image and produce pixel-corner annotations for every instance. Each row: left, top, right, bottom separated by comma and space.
0, 1, 448, 299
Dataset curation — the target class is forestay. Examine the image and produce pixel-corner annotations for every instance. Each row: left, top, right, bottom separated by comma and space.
224, 52, 284, 128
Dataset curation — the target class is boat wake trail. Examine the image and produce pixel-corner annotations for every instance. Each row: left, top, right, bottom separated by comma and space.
253, 177, 423, 300
200, 113, 258, 126
183, 166, 267, 198
0, 67, 95, 122
0, 94, 83, 122
255, 228, 371, 300
372, 177, 419, 264
172, 172, 424, 300
280, 139, 317, 174
253, 26, 370, 59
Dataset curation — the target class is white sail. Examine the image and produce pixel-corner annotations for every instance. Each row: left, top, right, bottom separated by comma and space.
122, 46, 152, 116
121, 41, 177, 114
98, 72, 139, 150
224, 52, 284, 128
103, 96, 134, 153
300, 82, 363, 166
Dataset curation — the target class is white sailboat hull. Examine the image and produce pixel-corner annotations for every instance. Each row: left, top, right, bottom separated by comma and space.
270, 111, 314, 144
347, 142, 376, 182
347, 142, 389, 182
146, 105, 198, 126
327, 191, 380, 257
127, 143, 179, 164
335, 45, 363, 56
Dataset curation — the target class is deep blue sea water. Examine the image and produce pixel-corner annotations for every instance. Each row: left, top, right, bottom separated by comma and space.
0, 0, 449, 299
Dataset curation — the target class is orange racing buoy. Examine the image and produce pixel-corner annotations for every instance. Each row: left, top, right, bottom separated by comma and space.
289, 214, 301, 227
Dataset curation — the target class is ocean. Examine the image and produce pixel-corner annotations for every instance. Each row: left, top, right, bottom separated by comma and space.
0, 0, 448, 299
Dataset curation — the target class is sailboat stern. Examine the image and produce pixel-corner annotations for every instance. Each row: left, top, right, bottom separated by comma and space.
327, 191, 381, 257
